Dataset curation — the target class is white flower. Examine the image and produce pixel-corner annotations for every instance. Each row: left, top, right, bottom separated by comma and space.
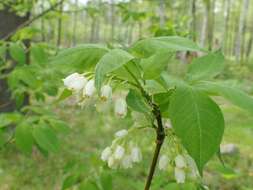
101, 147, 112, 161
158, 155, 169, 170
115, 129, 128, 138
185, 155, 199, 178
114, 145, 125, 160
63, 73, 87, 92
114, 98, 127, 117
121, 155, 133, 169
83, 80, 96, 97
174, 167, 186, 183
131, 147, 142, 163
108, 156, 117, 169
175, 155, 186, 168
101, 85, 112, 101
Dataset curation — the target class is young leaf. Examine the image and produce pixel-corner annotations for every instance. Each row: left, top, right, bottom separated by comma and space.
33, 123, 59, 153
62, 174, 80, 190
130, 36, 205, 57
169, 85, 224, 174
9, 43, 26, 65
187, 51, 224, 81
194, 81, 253, 114
140, 52, 173, 79
51, 44, 108, 71
30, 44, 48, 65
15, 123, 34, 155
126, 89, 151, 113
95, 49, 134, 91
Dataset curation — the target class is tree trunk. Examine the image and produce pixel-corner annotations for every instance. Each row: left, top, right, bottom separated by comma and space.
235, 0, 249, 63
0, 7, 29, 112
159, 0, 166, 28
57, 2, 63, 47
222, 0, 231, 55
190, 0, 197, 42
72, 0, 78, 46
110, 0, 115, 41
40, 2, 46, 42
200, 1, 208, 47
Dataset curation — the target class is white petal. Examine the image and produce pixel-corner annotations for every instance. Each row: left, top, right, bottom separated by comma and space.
63, 73, 87, 92
175, 154, 186, 168
115, 129, 128, 138
174, 167, 186, 183
84, 80, 96, 97
158, 155, 169, 170
121, 155, 133, 169
101, 147, 112, 161
114, 145, 125, 160
114, 98, 127, 117
101, 85, 112, 101
131, 147, 142, 163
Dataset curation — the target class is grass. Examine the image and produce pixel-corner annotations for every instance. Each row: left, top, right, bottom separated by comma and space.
0, 99, 253, 190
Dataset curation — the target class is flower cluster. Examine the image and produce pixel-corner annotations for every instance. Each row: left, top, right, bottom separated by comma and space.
63, 73, 127, 117
158, 153, 199, 183
101, 129, 142, 169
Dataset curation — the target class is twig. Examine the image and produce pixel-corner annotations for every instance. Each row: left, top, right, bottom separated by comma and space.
144, 104, 165, 190
1, 0, 64, 41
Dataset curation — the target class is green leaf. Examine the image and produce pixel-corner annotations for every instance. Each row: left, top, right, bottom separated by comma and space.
33, 123, 59, 153
57, 89, 72, 103
0, 112, 22, 128
140, 52, 173, 79
48, 119, 70, 135
51, 44, 108, 71
62, 174, 80, 190
79, 180, 99, 190
100, 172, 113, 190
130, 36, 205, 57
194, 81, 253, 114
187, 51, 224, 81
126, 89, 151, 113
30, 43, 48, 65
15, 123, 34, 155
9, 43, 26, 65
169, 85, 224, 174
95, 49, 134, 91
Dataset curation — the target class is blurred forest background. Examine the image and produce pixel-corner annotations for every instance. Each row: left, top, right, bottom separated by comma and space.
0, 0, 253, 190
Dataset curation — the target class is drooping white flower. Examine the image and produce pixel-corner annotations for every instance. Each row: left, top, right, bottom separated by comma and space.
115, 129, 128, 138
175, 154, 186, 168
158, 155, 169, 170
108, 156, 117, 169
100, 85, 112, 101
114, 98, 127, 117
185, 155, 199, 178
131, 147, 142, 163
121, 155, 133, 169
101, 147, 112, 161
83, 80, 96, 97
174, 167, 186, 183
63, 73, 87, 92
114, 145, 125, 160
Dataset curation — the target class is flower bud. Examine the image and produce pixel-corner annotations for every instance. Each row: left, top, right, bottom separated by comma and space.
174, 167, 186, 183
84, 80, 96, 97
158, 155, 169, 170
114, 145, 125, 160
108, 156, 117, 169
115, 129, 128, 138
175, 154, 186, 168
121, 155, 133, 169
101, 147, 112, 161
100, 85, 112, 101
185, 155, 199, 179
63, 73, 87, 92
131, 147, 142, 163
114, 98, 127, 117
